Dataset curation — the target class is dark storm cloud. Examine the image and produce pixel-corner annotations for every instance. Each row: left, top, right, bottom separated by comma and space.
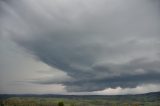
64, 72, 160, 92
1, 0, 160, 92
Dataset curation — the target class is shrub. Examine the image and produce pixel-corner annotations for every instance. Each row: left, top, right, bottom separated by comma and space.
58, 101, 64, 106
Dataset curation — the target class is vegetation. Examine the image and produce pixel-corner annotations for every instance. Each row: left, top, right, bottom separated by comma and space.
0, 92, 159, 106
58, 101, 64, 106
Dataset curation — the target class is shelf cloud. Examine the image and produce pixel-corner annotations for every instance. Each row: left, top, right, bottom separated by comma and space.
0, 0, 160, 92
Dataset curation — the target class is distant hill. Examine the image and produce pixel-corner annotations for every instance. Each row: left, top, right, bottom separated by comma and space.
0, 91, 160, 101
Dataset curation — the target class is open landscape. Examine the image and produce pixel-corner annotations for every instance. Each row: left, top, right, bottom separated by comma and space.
0, 92, 160, 106
0, 1, 160, 106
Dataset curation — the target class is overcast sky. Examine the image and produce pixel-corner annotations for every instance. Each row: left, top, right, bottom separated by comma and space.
0, 0, 160, 95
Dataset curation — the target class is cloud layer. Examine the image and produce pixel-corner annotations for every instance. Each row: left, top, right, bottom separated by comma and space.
1, 0, 160, 92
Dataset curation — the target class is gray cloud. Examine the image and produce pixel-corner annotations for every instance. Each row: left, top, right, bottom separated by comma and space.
1, 0, 160, 92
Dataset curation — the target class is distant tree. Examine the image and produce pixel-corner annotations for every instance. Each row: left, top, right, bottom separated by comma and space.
58, 101, 64, 106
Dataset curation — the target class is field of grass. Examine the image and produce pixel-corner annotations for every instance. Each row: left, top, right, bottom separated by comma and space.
0, 92, 159, 106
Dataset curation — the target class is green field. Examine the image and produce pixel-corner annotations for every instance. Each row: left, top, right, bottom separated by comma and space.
0, 92, 160, 106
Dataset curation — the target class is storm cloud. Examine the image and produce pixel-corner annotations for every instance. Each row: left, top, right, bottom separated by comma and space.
1, 0, 160, 92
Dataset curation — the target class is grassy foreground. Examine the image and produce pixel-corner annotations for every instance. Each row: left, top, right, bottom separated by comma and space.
0, 92, 159, 106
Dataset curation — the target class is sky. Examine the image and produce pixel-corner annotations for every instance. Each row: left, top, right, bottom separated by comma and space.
0, 0, 160, 95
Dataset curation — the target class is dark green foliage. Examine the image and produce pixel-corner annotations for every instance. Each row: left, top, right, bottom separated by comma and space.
0, 103, 4, 106
0, 101, 4, 106
58, 101, 64, 106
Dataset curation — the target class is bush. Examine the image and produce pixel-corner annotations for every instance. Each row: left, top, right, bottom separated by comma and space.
58, 101, 64, 106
